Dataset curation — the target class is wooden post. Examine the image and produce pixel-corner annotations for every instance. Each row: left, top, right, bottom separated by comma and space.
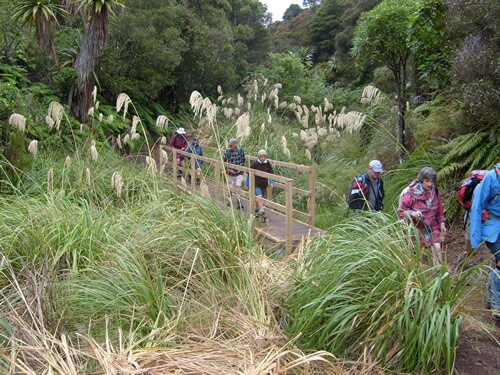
190, 154, 196, 190
172, 149, 178, 179
307, 165, 316, 226
285, 179, 293, 254
249, 169, 255, 217
214, 163, 221, 201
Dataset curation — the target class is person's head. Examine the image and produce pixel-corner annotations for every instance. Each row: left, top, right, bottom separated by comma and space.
176, 127, 186, 135
228, 138, 237, 150
257, 149, 267, 162
367, 160, 384, 180
496, 161, 500, 174
191, 137, 199, 145
417, 167, 437, 191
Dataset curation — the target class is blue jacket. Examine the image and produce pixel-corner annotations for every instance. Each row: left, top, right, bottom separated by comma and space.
470, 168, 500, 249
186, 144, 203, 168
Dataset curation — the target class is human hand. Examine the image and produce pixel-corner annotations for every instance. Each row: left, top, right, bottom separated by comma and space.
440, 223, 447, 238
410, 210, 423, 219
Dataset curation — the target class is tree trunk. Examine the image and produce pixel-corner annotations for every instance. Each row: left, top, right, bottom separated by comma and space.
391, 60, 407, 164
71, 9, 110, 123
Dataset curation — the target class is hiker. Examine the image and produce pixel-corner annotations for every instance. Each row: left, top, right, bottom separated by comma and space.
223, 138, 246, 209
398, 167, 447, 267
186, 137, 203, 169
247, 149, 274, 222
169, 127, 188, 169
347, 160, 385, 211
469, 162, 500, 323
457, 170, 488, 268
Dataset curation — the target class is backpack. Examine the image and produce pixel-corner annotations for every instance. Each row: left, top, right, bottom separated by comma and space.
458, 170, 488, 209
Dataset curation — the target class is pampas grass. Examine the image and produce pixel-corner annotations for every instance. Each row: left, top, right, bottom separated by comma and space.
9, 113, 26, 133
116, 93, 131, 119
90, 141, 98, 161
28, 140, 38, 156
48, 101, 64, 130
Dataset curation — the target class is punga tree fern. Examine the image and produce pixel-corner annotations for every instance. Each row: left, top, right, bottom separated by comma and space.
72, 0, 123, 123
11, 0, 66, 66
438, 128, 500, 181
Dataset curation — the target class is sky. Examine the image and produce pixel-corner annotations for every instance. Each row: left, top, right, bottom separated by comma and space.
261, 0, 299, 21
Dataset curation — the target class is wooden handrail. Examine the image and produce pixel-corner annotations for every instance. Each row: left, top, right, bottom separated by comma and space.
163, 144, 316, 248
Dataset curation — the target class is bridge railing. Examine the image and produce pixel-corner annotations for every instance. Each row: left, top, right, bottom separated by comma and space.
162, 145, 315, 252
202, 145, 316, 226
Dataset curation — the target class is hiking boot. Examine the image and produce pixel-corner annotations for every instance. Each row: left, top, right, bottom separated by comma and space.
493, 311, 500, 327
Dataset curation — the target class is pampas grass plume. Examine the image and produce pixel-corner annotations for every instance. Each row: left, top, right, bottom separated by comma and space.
9, 113, 26, 133
64, 155, 72, 168
45, 115, 55, 129
85, 168, 91, 185
111, 172, 124, 199
90, 142, 98, 161
28, 140, 38, 156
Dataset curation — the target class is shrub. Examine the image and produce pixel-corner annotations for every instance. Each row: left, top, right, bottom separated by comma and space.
286, 214, 474, 373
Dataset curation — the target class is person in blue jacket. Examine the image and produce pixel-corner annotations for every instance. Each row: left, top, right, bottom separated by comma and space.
186, 138, 203, 169
470, 162, 500, 324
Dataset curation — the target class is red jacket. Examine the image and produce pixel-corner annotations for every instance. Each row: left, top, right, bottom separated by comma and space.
398, 179, 445, 227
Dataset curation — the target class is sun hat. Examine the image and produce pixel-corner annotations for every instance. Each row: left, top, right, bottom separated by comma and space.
176, 127, 186, 134
257, 149, 267, 157
228, 138, 237, 146
369, 160, 384, 173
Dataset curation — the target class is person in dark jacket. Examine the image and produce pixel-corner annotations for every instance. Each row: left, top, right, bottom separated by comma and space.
348, 160, 385, 211
169, 127, 188, 169
223, 138, 246, 209
247, 149, 274, 222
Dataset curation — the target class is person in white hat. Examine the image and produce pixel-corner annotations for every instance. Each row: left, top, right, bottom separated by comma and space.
169, 128, 188, 171
347, 159, 385, 212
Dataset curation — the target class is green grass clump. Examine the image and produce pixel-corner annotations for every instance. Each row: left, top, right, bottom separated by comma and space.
285, 214, 474, 374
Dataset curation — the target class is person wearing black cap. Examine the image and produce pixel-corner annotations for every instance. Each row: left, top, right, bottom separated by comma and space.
348, 160, 385, 211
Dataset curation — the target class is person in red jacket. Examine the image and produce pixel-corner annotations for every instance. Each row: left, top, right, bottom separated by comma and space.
169, 127, 188, 170
398, 167, 447, 266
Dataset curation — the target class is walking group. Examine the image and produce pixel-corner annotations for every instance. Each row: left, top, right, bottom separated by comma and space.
348, 160, 500, 323
168, 129, 274, 223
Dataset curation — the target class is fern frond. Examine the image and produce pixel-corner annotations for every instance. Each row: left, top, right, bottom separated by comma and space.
483, 144, 500, 168
437, 162, 464, 181
443, 132, 487, 163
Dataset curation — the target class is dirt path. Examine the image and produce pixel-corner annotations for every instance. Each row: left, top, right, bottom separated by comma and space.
445, 219, 500, 375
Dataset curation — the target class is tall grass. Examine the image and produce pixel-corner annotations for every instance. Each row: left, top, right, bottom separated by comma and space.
285, 214, 476, 374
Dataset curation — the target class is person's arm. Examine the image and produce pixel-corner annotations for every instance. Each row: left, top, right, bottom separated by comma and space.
398, 190, 415, 221
348, 177, 365, 210
268, 162, 274, 188
470, 174, 490, 249
169, 134, 175, 147
240, 149, 246, 166
436, 191, 447, 236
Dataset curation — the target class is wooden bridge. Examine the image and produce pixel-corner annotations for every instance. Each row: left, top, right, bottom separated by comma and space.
159, 145, 324, 253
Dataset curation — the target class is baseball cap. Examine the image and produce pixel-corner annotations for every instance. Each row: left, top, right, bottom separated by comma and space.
228, 138, 237, 146
369, 160, 384, 173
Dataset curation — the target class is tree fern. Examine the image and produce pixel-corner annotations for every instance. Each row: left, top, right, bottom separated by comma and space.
440, 129, 498, 181
442, 132, 487, 163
